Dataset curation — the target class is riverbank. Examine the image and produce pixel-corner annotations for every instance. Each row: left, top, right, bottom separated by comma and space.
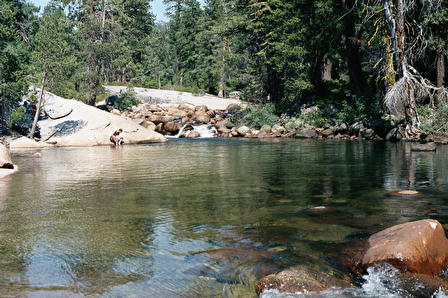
114, 99, 447, 147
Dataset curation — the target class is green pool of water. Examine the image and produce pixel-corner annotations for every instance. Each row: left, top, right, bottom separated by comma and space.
1, 139, 448, 297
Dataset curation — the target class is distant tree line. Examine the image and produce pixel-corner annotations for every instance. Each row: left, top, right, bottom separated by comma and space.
1, 0, 448, 132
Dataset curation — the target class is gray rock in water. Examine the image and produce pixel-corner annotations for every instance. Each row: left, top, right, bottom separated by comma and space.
411, 142, 436, 152
349, 121, 365, 136
295, 128, 318, 139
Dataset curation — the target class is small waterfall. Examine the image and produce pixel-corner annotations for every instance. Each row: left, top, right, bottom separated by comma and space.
168, 124, 217, 138
194, 124, 217, 138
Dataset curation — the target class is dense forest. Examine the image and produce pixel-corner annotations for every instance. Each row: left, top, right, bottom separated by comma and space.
1, 0, 448, 137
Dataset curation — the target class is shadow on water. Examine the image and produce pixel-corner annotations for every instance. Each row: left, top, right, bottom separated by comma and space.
2, 139, 448, 296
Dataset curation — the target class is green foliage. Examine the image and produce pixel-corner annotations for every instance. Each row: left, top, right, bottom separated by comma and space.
299, 108, 326, 128
336, 98, 383, 124
9, 106, 30, 128
284, 118, 301, 132
419, 102, 448, 135
238, 103, 279, 128
114, 92, 141, 111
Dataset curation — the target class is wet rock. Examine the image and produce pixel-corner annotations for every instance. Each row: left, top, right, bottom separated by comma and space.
400, 272, 448, 297
349, 121, 365, 136
349, 219, 448, 275
411, 142, 436, 152
256, 265, 350, 296
362, 128, 376, 140
187, 130, 200, 138
334, 122, 348, 134
0, 144, 14, 169
225, 103, 242, 114
385, 126, 404, 142
187, 248, 279, 284
163, 122, 182, 134
231, 131, 239, 137
295, 128, 318, 139
194, 111, 211, 124
217, 125, 231, 134
257, 131, 274, 138
183, 124, 194, 131
215, 119, 234, 129
237, 126, 250, 137
321, 128, 334, 138
368, 119, 394, 138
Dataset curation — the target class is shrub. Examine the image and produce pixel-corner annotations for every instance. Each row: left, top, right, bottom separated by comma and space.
9, 106, 31, 128
284, 118, 301, 132
239, 103, 279, 128
419, 102, 448, 135
299, 107, 326, 127
336, 97, 383, 124
114, 92, 141, 111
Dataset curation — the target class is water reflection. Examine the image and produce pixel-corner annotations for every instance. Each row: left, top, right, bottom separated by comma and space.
1, 139, 448, 296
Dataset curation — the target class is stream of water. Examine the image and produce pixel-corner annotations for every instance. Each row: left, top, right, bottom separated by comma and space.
2, 139, 448, 297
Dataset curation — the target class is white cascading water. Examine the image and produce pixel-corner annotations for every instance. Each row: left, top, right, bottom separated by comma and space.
259, 263, 448, 298
169, 124, 217, 139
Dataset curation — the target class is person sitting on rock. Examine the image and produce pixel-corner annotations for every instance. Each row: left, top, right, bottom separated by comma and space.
110, 129, 124, 146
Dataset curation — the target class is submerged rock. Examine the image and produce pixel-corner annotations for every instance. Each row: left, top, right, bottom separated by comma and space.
256, 265, 350, 296
295, 128, 318, 139
348, 219, 448, 275
411, 142, 436, 152
186, 248, 279, 284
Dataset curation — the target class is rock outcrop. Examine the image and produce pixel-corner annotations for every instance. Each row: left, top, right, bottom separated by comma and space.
10, 90, 166, 149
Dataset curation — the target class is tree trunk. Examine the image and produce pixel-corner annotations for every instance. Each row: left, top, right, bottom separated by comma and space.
180, 71, 183, 89
87, 54, 98, 106
158, 73, 161, 89
321, 57, 332, 81
341, 0, 364, 96
218, 37, 227, 98
396, 0, 406, 76
29, 71, 47, 139
383, 0, 398, 72
436, 46, 445, 100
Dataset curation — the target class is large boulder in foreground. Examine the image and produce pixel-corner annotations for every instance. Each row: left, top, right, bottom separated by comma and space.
10, 90, 166, 149
256, 265, 350, 296
349, 219, 448, 275
0, 144, 14, 169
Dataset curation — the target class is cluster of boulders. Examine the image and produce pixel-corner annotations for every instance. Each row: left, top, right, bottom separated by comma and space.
115, 103, 243, 138
256, 218, 448, 297
113, 101, 432, 143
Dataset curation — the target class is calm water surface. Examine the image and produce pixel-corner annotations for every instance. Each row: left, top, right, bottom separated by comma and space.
2, 139, 448, 297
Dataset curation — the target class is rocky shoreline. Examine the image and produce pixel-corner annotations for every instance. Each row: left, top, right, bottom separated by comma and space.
118, 101, 446, 148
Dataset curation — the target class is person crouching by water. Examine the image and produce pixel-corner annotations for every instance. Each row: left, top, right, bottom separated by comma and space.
110, 129, 124, 146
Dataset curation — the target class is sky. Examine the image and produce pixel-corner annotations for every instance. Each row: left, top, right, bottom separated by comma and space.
30, 0, 172, 22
